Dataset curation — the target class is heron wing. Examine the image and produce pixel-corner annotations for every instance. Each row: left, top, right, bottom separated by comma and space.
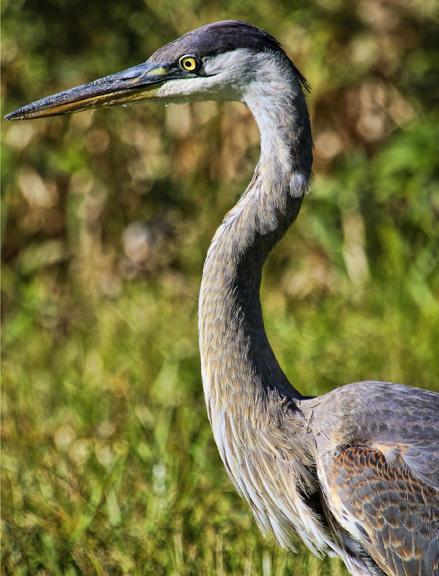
328, 445, 439, 576
371, 438, 439, 490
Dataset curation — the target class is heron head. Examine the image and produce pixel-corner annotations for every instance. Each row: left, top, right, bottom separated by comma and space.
5, 20, 308, 120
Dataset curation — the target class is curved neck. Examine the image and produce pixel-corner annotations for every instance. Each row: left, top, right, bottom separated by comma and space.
199, 58, 313, 416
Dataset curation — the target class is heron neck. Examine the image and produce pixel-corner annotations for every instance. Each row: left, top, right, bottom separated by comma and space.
199, 65, 312, 414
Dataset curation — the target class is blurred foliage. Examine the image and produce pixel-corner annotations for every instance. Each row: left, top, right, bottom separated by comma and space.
1, 0, 439, 574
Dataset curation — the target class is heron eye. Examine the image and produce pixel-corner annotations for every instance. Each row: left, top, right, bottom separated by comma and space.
178, 55, 200, 73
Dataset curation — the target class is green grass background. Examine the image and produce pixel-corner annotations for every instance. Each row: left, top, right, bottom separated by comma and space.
2, 0, 438, 574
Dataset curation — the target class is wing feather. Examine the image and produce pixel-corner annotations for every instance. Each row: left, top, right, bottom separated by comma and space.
328, 446, 439, 576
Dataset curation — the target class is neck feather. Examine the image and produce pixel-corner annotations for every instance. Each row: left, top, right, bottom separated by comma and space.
199, 55, 313, 417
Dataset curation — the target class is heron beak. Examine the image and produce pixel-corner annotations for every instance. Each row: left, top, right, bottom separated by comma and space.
4, 62, 175, 120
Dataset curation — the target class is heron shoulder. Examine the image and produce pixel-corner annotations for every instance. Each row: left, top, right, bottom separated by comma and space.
301, 381, 439, 488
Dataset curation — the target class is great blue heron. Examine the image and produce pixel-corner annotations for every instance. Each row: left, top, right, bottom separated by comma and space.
6, 20, 439, 576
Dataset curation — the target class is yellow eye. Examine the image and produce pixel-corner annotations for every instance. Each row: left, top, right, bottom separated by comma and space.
179, 55, 200, 72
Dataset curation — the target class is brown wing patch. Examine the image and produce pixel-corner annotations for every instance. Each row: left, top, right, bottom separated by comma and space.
330, 446, 439, 576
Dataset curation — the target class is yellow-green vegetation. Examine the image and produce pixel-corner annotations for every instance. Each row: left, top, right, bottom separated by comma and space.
2, 1, 438, 574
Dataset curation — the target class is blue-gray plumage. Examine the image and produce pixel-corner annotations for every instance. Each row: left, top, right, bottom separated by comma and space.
6, 20, 438, 576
